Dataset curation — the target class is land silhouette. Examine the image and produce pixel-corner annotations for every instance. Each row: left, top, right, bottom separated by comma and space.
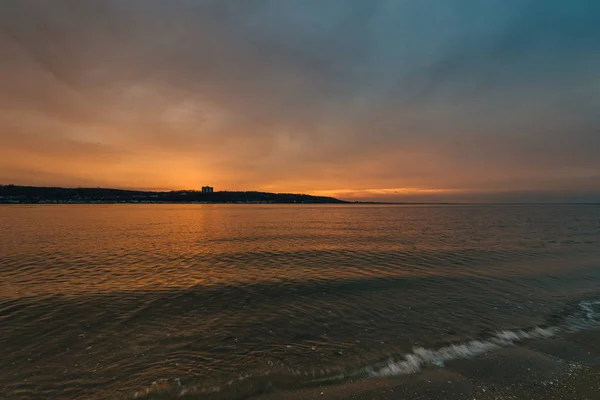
0, 185, 348, 204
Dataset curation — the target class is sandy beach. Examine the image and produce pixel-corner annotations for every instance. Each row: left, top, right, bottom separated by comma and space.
251, 328, 600, 400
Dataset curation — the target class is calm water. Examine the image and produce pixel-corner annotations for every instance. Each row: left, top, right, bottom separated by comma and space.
1, 204, 600, 399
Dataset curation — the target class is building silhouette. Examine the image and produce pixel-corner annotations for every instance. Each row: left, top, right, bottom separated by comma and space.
201, 186, 214, 193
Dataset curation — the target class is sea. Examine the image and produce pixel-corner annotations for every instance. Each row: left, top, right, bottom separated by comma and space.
1, 204, 599, 399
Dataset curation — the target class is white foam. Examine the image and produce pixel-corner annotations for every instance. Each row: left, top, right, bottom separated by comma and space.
563, 299, 600, 332
367, 326, 556, 377
366, 299, 600, 378
579, 300, 600, 320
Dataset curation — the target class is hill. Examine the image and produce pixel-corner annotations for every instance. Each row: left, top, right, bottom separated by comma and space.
0, 185, 347, 204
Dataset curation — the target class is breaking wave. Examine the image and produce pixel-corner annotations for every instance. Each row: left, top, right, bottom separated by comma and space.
363, 299, 599, 377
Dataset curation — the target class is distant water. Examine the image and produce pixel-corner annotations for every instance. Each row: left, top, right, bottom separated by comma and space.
1, 204, 599, 399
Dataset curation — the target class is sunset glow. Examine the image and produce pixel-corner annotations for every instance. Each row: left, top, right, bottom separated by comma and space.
1, 1, 599, 202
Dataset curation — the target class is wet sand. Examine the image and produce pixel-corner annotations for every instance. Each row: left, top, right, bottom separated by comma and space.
251, 328, 600, 400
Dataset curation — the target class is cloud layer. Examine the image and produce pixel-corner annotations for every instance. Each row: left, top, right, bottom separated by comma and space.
1, 0, 599, 201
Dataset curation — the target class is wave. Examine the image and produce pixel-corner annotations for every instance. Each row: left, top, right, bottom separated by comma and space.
364, 327, 556, 377
363, 299, 599, 378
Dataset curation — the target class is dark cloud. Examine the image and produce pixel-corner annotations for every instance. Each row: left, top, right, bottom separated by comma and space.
0, 0, 599, 201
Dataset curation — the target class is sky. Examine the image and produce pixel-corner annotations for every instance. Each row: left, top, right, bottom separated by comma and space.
1, 0, 599, 202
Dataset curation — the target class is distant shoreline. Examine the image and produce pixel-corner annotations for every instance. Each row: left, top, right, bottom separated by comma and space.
0, 184, 352, 204
0, 184, 456, 205
1, 185, 598, 205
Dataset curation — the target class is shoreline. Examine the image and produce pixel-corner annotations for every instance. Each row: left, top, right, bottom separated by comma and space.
243, 328, 600, 400
131, 315, 600, 399
128, 296, 600, 399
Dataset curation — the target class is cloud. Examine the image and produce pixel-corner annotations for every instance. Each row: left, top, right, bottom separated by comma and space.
0, 0, 599, 201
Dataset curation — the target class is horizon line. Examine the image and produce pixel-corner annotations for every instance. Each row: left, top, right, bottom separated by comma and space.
1, 184, 599, 205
